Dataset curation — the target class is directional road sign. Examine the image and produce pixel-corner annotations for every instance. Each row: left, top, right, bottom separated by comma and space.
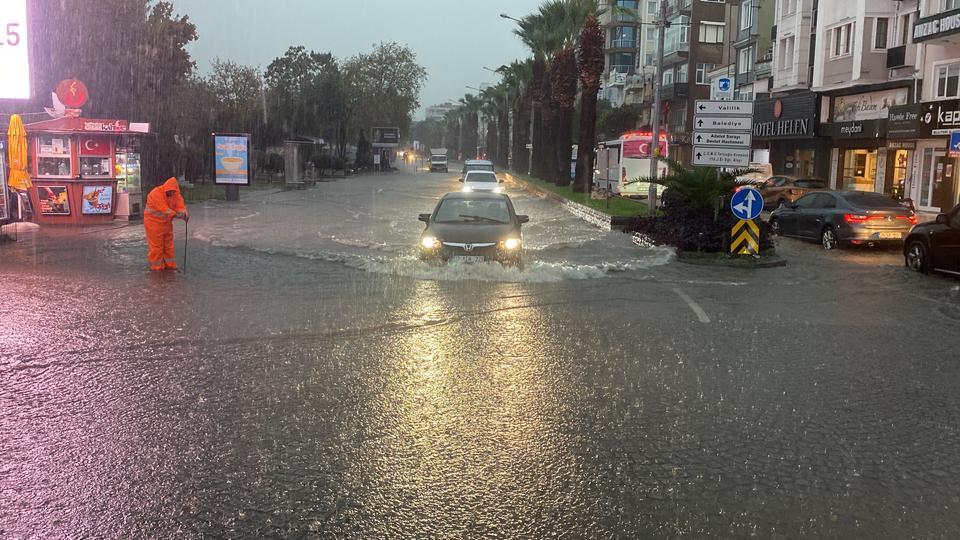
693, 146, 751, 167
695, 100, 754, 115
730, 219, 760, 255
730, 187, 763, 221
693, 131, 752, 147
694, 115, 753, 132
950, 132, 960, 158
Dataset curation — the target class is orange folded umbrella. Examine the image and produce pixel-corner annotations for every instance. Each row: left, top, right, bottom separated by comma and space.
7, 114, 31, 190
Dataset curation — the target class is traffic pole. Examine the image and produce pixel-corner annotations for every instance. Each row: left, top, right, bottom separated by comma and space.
648, 0, 666, 214
183, 219, 188, 273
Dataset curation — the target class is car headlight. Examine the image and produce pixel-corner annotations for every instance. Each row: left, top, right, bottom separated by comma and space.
462, 186, 473, 193
493, 186, 503, 193
421, 236, 438, 249
503, 238, 521, 250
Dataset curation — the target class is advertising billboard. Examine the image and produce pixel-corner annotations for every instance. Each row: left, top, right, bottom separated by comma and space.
213, 133, 252, 185
372, 127, 400, 148
0, 1, 30, 99
38, 186, 70, 215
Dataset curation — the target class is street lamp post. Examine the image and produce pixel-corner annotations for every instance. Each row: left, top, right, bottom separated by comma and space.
499, 13, 531, 175
648, 0, 667, 214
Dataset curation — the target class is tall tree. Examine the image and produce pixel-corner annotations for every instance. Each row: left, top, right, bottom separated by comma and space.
343, 42, 427, 143
551, 45, 578, 186
574, 15, 605, 193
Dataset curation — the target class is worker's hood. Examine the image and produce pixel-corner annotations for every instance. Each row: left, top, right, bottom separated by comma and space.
161, 177, 181, 195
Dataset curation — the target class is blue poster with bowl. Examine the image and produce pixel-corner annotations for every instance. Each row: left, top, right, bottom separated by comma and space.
82, 185, 113, 214
214, 134, 251, 185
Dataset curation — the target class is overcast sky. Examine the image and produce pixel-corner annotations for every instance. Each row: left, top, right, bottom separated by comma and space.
167, 0, 542, 119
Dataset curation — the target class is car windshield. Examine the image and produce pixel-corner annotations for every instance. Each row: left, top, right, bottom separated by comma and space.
845, 192, 901, 208
434, 198, 510, 223
465, 164, 494, 172
466, 172, 497, 182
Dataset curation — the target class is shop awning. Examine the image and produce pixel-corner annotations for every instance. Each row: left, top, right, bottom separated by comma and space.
23, 116, 150, 135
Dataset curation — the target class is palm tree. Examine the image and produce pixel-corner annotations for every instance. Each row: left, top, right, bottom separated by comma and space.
458, 94, 482, 160
498, 60, 533, 173
630, 160, 755, 217
514, 0, 633, 184
573, 15, 605, 193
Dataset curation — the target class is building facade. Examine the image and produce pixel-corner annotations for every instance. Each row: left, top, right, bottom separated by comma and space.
600, 0, 658, 110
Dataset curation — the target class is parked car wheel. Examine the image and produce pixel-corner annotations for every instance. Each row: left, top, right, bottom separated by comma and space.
905, 241, 930, 274
769, 217, 782, 236
821, 227, 838, 251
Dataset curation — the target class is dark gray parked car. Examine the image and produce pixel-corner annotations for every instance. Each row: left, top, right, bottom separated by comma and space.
769, 191, 918, 250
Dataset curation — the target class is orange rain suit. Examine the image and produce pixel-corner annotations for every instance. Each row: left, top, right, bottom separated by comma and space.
144, 177, 188, 271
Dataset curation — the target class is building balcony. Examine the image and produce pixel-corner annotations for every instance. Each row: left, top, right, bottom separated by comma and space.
736, 71, 755, 87
755, 60, 772, 80
608, 38, 638, 50
886, 44, 916, 69
661, 82, 689, 100
608, 65, 636, 77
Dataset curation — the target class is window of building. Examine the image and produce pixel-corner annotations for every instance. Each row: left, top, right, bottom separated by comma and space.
830, 23, 854, 58
779, 36, 794, 68
874, 17, 889, 50
699, 22, 724, 43
696, 64, 717, 84
781, 0, 795, 16
738, 45, 754, 74
695, 63, 715, 84
611, 52, 637, 74
936, 61, 960, 99
611, 26, 638, 48
647, 0, 658, 15
898, 12, 915, 46
700, 0, 725, 3
663, 15, 689, 55
741, 0, 754, 30
946, 0, 960, 10
663, 69, 674, 85
676, 63, 688, 83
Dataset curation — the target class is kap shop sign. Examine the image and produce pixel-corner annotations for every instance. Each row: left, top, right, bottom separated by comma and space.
917, 99, 960, 136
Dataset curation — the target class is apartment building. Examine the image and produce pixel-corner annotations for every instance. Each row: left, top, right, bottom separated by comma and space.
811, 0, 915, 195
658, 0, 727, 165
733, 0, 774, 100
891, 0, 960, 213
744, 0, 830, 178
600, 0, 658, 111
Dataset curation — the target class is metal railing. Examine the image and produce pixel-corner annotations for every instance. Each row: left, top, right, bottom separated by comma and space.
610, 38, 638, 49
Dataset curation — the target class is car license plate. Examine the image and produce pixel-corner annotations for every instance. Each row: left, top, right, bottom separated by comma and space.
452, 255, 485, 263
878, 232, 902, 239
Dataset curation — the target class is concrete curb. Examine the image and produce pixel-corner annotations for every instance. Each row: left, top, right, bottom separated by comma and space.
507, 174, 614, 231
676, 252, 788, 268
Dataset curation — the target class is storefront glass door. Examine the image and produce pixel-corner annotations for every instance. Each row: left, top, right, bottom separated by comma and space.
919, 149, 959, 212
841, 149, 877, 191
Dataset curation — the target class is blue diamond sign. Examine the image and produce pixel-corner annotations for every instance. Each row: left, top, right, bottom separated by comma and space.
730, 187, 763, 221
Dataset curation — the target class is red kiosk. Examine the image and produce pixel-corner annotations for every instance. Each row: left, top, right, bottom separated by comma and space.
24, 116, 148, 225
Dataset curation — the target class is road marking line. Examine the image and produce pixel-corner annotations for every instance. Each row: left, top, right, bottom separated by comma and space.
672, 288, 711, 323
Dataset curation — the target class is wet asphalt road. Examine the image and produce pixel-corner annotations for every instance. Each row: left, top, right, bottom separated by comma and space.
2, 165, 960, 539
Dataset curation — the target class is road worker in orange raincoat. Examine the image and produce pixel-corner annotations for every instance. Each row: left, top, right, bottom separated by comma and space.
144, 177, 189, 271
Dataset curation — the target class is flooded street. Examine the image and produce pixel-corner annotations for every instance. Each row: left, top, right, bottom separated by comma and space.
3, 168, 960, 538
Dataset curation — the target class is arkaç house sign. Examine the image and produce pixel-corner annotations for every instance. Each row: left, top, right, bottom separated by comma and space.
913, 8, 960, 42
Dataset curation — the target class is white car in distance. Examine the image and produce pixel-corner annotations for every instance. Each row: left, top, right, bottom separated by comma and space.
460, 170, 505, 193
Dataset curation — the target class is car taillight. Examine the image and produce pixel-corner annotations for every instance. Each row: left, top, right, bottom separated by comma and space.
897, 215, 919, 225
844, 214, 870, 223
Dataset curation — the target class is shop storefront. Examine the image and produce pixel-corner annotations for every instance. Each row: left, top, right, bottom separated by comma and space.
24, 117, 148, 225
911, 99, 960, 213
752, 92, 829, 178
826, 87, 911, 195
